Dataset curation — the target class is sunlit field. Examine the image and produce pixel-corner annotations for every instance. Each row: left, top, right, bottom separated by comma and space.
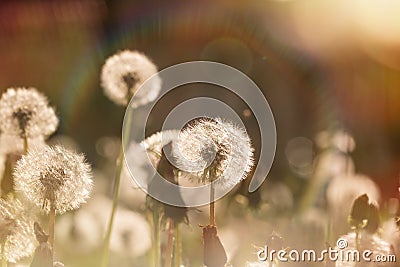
0, 1, 399, 267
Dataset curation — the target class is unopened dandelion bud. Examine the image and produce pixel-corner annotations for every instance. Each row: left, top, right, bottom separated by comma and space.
202, 225, 227, 267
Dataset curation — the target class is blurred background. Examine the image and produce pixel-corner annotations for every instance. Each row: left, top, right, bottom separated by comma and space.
1, 1, 400, 266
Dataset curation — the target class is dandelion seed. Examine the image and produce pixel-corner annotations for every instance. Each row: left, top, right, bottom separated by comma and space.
0, 196, 36, 263
14, 145, 93, 214
174, 117, 254, 188
100, 50, 161, 107
0, 88, 58, 139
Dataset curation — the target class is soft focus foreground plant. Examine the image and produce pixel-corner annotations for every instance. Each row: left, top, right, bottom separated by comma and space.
349, 194, 380, 251
141, 131, 188, 267
0, 196, 35, 266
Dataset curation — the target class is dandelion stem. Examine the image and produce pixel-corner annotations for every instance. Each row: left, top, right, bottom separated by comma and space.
23, 136, 28, 154
152, 203, 161, 267
164, 219, 175, 267
355, 228, 360, 251
49, 204, 55, 261
210, 181, 215, 226
1, 241, 6, 267
174, 223, 182, 267
101, 110, 132, 267
101, 149, 124, 267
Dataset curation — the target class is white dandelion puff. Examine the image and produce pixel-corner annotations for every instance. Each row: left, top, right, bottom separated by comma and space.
122, 130, 180, 182
327, 173, 380, 236
100, 50, 161, 107
142, 129, 180, 166
0, 196, 36, 263
315, 129, 355, 153
0, 88, 58, 139
327, 173, 381, 214
174, 117, 254, 188
109, 208, 151, 257
14, 145, 93, 214
56, 209, 102, 254
81, 195, 151, 257
121, 130, 180, 205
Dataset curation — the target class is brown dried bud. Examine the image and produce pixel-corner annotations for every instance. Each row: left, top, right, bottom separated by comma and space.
203, 225, 227, 267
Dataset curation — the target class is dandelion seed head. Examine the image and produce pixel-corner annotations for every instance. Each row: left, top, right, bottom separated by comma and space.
0, 196, 36, 263
174, 117, 254, 188
122, 130, 180, 183
327, 174, 381, 235
0, 88, 58, 139
14, 145, 93, 214
85, 195, 151, 257
142, 130, 180, 166
110, 209, 151, 257
315, 129, 355, 152
101, 50, 161, 107
56, 209, 102, 253
327, 174, 380, 212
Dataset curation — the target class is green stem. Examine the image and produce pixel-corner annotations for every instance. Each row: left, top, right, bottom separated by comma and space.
1, 241, 7, 267
164, 219, 175, 267
101, 107, 133, 267
101, 150, 124, 267
174, 224, 181, 267
49, 204, 55, 262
